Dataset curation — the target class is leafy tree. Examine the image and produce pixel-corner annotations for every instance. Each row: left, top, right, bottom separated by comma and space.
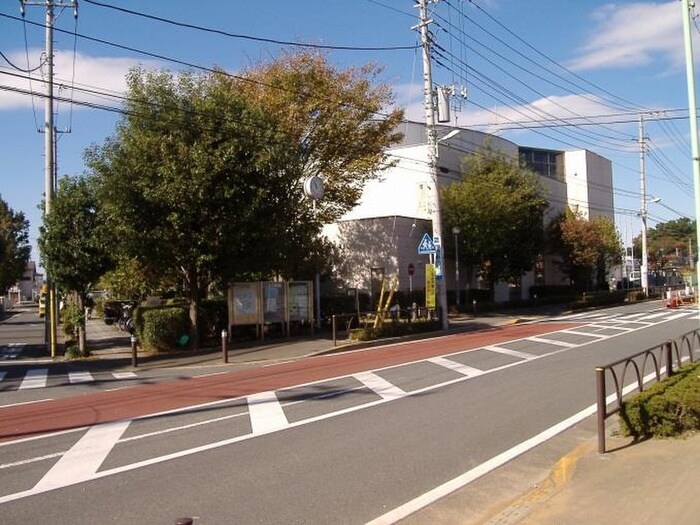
633, 218, 696, 269
441, 148, 549, 297
549, 208, 622, 291
0, 196, 31, 295
38, 176, 112, 353
87, 56, 402, 347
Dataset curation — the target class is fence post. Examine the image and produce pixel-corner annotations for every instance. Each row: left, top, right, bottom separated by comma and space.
130, 335, 138, 368
665, 341, 673, 377
596, 367, 606, 454
332, 315, 337, 347
222, 329, 228, 363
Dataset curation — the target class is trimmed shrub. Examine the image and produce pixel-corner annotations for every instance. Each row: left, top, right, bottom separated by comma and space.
349, 319, 441, 341
619, 361, 700, 438
61, 302, 83, 339
141, 307, 190, 351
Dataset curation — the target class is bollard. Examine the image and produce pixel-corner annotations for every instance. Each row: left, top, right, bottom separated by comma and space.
175, 519, 193, 525
222, 329, 228, 363
130, 335, 138, 368
472, 299, 477, 316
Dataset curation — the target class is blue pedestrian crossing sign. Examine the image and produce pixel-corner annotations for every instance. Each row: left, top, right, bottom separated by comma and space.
418, 233, 437, 255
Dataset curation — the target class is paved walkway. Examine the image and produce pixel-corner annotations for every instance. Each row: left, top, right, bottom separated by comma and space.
58, 310, 700, 523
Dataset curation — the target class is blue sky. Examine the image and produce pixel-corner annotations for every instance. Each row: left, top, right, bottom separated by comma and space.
0, 0, 697, 265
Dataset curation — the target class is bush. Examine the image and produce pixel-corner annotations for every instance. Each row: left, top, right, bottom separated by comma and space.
64, 344, 90, 359
140, 307, 190, 351
61, 302, 83, 339
619, 361, 700, 438
349, 319, 441, 341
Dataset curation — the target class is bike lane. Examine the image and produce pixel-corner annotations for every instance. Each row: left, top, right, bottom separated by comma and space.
0, 322, 579, 441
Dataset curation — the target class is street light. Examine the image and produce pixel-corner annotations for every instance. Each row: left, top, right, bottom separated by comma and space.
452, 226, 460, 306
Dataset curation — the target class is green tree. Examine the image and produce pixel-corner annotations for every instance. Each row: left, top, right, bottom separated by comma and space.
0, 196, 31, 295
88, 56, 402, 347
38, 176, 112, 353
441, 148, 549, 297
633, 218, 696, 269
549, 208, 622, 291
233, 51, 404, 278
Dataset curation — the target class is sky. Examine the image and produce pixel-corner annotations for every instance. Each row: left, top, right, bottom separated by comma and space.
1, 0, 699, 267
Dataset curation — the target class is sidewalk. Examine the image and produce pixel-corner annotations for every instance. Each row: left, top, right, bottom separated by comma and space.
80, 310, 700, 524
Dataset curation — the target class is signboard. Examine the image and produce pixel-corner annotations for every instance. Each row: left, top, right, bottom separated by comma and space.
425, 263, 436, 309
230, 282, 261, 326
263, 282, 286, 324
289, 281, 313, 322
418, 233, 436, 255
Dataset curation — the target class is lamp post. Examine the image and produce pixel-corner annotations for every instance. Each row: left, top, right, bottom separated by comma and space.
452, 226, 460, 306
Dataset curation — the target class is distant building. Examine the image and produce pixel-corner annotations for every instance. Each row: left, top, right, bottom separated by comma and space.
324, 121, 614, 303
15, 261, 43, 303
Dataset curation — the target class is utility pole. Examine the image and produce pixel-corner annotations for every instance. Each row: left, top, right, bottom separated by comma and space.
20, 0, 78, 357
416, 0, 448, 330
639, 115, 649, 296
681, 0, 700, 304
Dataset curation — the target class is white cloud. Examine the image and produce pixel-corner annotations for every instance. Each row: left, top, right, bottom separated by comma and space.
457, 93, 635, 138
0, 49, 160, 110
568, 2, 682, 71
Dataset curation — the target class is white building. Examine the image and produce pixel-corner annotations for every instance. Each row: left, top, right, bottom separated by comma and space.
325, 122, 614, 303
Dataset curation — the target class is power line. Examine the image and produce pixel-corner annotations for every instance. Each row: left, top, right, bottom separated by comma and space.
81, 0, 419, 52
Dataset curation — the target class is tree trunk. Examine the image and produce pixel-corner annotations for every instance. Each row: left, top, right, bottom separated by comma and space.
189, 275, 200, 350
78, 293, 86, 356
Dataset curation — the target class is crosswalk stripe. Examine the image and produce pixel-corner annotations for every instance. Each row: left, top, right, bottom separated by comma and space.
482, 345, 536, 360
526, 336, 578, 348
19, 368, 48, 390
561, 330, 607, 339
112, 372, 137, 379
428, 356, 484, 377
69, 371, 94, 384
355, 371, 406, 400
247, 391, 289, 435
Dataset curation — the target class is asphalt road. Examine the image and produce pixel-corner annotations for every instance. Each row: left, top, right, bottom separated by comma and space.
1, 302, 698, 524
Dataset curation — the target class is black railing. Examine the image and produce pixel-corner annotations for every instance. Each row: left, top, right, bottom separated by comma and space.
595, 328, 700, 453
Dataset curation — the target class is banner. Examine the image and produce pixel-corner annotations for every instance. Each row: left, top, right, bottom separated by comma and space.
426, 263, 436, 309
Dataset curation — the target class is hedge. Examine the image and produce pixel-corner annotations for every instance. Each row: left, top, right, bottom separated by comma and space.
619, 361, 700, 438
349, 319, 441, 341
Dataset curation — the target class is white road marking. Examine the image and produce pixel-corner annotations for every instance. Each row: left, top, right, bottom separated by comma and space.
33, 420, 130, 491
526, 336, 578, 348
355, 371, 406, 400
247, 391, 289, 435
638, 312, 672, 321
366, 369, 662, 525
112, 372, 137, 379
561, 330, 607, 339
427, 356, 484, 377
482, 345, 535, 360
68, 371, 94, 384
19, 368, 48, 390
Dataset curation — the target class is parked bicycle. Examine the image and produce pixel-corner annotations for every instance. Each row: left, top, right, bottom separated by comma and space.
117, 302, 136, 333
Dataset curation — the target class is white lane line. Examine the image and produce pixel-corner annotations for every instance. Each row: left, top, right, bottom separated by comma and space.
638, 312, 672, 321
665, 312, 696, 321
589, 323, 634, 332
366, 371, 660, 525
526, 336, 578, 348
561, 330, 607, 339
247, 391, 289, 435
112, 372, 137, 379
33, 420, 130, 492
68, 371, 94, 384
482, 345, 535, 361
19, 369, 48, 390
427, 357, 484, 378
355, 371, 406, 400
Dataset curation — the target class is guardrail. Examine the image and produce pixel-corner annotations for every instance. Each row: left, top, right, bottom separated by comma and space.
595, 328, 700, 453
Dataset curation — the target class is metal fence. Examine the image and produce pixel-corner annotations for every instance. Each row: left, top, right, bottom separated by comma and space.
595, 327, 700, 453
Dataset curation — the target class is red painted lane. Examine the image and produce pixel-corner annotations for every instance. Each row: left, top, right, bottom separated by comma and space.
0, 322, 580, 441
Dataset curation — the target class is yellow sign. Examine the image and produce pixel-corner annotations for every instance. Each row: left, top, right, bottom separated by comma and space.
426, 263, 436, 309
